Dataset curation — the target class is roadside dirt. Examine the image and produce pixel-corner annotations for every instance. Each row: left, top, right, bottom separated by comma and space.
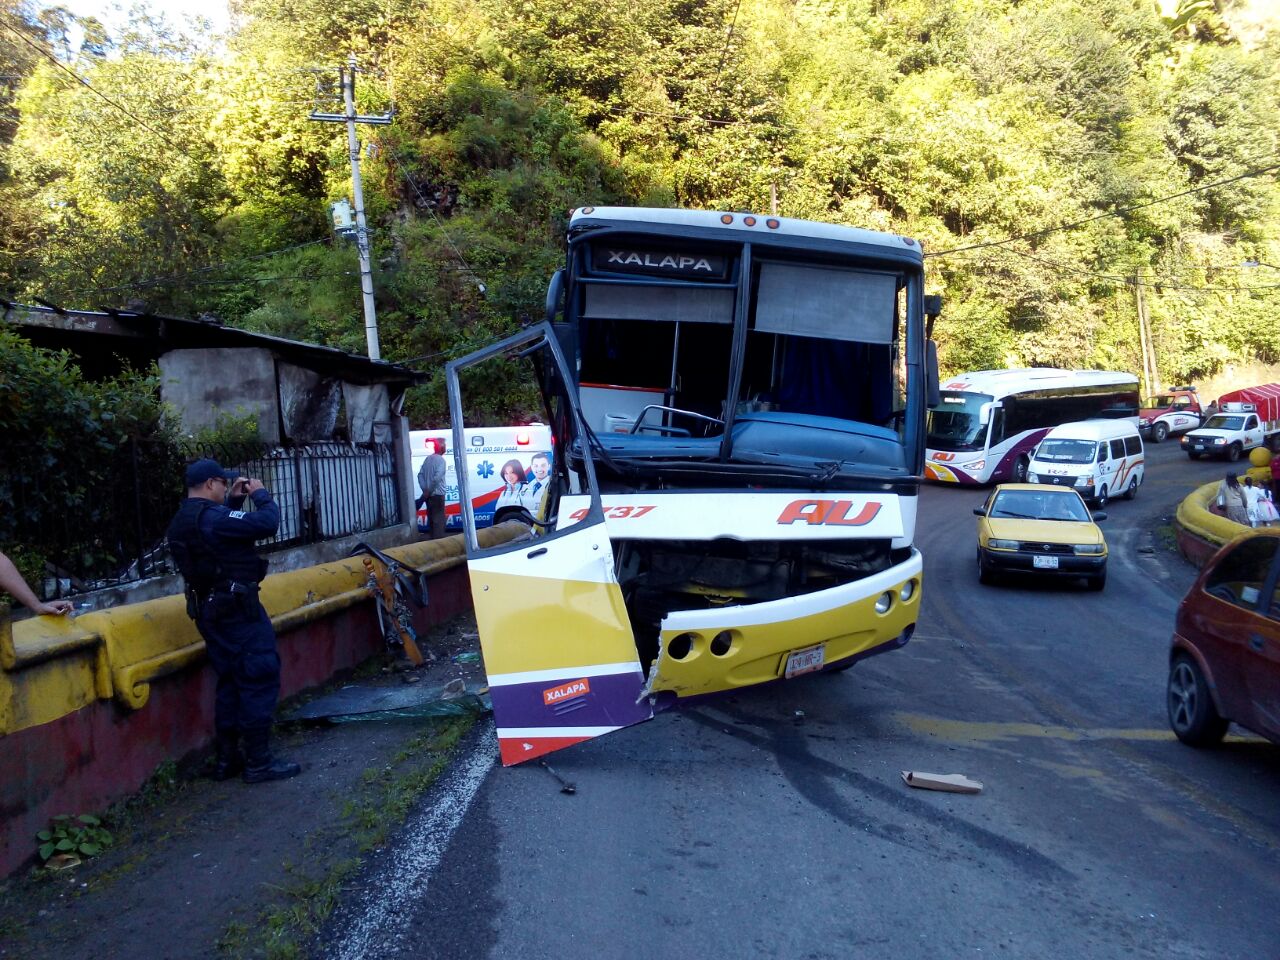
0, 613, 485, 960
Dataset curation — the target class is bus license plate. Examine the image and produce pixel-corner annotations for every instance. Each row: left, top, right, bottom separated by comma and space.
1033, 555, 1059, 569
785, 644, 826, 678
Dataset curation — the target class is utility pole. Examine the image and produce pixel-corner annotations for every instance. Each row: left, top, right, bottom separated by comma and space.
310, 55, 393, 360
1132, 275, 1160, 394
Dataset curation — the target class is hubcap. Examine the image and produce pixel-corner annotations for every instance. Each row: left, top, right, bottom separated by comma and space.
1169, 662, 1197, 731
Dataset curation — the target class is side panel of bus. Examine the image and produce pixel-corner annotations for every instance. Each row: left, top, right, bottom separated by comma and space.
408, 425, 552, 532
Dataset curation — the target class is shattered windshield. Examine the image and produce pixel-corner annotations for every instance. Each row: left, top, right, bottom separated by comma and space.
926, 391, 993, 452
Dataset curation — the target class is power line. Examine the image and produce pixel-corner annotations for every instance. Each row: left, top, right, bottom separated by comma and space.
0, 15, 186, 154
64, 238, 331, 299
389, 151, 486, 292
926, 160, 1280, 258
948, 244, 1280, 293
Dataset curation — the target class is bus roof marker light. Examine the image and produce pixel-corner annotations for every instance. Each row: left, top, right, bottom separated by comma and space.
766, 219, 780, 229
720, 214, 734, 224
743, 216, 757, 227
516, 431, 530, 445
582, 206, 595, 215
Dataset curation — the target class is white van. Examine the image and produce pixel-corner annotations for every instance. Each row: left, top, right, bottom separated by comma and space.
1027, 419, 1144, 506
407, 424, 553, 533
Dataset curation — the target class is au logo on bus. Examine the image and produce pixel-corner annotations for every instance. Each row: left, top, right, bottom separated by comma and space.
776, 500, 882, 526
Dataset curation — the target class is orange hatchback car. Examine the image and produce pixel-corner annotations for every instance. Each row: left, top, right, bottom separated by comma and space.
1167, 529, 1280, 746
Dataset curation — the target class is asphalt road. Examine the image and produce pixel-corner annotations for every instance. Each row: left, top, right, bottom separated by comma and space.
321, 438, 1279, 960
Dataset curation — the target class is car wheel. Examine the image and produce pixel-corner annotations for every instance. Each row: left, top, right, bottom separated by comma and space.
1167, 654, 1229, 746
1226, 443, 1242, 462
1086, 567, 1106, 591
1124, 476, 1139, 500
1011, 455, 1029, 484
1152, 422, 1168, 443
1188, 451, 1202, 460
1095, 484, 1108, 508
977, 548, 996, 585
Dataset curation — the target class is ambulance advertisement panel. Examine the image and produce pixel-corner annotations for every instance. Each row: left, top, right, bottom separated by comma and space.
409, 425, 552, 532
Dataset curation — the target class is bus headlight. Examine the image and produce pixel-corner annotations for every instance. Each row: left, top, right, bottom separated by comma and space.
875, 591, 893, 614
1074, 544, 1105, 555
899, 580, 917, 602
987, 539, 1018, 551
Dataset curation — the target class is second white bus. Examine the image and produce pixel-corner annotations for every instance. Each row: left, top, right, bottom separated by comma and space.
924, 368, 1139, 485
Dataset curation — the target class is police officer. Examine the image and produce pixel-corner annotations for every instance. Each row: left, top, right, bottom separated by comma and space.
166, 459, 300, 783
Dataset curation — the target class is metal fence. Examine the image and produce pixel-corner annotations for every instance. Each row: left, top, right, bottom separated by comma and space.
5, 439, 404, 599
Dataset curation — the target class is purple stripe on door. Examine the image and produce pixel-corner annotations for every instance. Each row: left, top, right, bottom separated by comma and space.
490, 669, 652, 730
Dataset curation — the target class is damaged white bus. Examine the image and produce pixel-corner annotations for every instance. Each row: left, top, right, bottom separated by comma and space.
446, 207, 939, 765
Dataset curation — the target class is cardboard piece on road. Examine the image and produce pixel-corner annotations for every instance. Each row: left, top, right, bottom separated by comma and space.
901, 770, 983, 794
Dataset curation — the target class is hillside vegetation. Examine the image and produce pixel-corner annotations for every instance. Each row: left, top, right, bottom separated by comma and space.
1, 0, 1278, 424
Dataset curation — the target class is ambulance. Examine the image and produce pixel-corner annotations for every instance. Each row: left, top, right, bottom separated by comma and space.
407, 424, 552, 532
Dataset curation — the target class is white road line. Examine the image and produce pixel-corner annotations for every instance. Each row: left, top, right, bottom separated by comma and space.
326, 725, 497, 960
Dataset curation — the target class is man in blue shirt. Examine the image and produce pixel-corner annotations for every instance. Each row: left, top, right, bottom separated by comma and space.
166, 459, 300, 783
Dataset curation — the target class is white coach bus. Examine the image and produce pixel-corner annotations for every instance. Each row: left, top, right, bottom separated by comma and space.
924, 368, 1139, 485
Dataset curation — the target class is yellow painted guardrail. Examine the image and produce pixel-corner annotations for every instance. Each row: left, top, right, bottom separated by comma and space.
1174, 453, 1272, 549
0, 524, 525, 736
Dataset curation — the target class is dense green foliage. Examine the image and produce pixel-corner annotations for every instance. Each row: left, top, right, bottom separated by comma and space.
1, 0, 1278, 425
0, 329, 187, 590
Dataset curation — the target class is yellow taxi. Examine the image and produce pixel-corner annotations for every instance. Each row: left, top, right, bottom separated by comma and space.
974, 483, 1108, 590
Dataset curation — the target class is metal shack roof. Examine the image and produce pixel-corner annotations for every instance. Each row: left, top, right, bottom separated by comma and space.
2, 301, 422, 387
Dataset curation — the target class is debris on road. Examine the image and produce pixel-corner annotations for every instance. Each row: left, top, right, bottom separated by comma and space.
901, 771, 983, 794
286, 681, 491, 724
539, 760, 577, 795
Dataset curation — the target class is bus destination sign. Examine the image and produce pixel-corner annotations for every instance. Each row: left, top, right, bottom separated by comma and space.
593, 244, 729, 280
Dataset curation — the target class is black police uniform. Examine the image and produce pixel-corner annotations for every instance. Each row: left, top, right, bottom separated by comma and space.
167, 487, 296, 781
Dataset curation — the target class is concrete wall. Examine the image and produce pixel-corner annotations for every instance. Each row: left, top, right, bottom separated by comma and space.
0, 526, 521, 879
159, 347, 281, 444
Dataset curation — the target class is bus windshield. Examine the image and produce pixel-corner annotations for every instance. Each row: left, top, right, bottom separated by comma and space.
926, 391, 993, 452
1035, 438, 1096, 464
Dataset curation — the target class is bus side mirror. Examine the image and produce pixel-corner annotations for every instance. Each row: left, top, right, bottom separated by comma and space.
544, 269, 565, 323
979, 402, 994, 426
926, 340, 940, 408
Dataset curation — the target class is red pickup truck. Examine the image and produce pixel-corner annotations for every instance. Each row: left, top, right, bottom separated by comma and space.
1138, 387, 1203, 442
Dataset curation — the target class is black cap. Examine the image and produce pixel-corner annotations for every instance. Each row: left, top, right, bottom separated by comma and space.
185, 459, 239, 487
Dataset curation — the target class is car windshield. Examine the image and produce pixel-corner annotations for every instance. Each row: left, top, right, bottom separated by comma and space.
1035, 439, 1095, 464
926, 391, 993, 452
1203, 415, 1245, 431
990, 490, 1090, 522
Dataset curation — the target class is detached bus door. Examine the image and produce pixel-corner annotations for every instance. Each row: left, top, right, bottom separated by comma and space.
445, 325, 653, 766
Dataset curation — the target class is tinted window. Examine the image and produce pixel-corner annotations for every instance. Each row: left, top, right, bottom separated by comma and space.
1204, 537, 1280, 611
1096, 443, 1106, 462
1109, 438, 1125, 459
1124, 435, 1142, 455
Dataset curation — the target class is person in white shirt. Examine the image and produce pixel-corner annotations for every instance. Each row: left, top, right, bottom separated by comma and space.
521, 452, 552, 520
1243, 476, 1265, 527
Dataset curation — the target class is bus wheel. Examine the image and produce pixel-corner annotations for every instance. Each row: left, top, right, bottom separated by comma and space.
1124, 476, 1139, 500
1152, 422, 1169, 443
1012, 456, 1029, 483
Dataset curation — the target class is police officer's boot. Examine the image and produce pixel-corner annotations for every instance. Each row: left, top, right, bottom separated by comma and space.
241, 726, 301, 783
210, 729, 243, 781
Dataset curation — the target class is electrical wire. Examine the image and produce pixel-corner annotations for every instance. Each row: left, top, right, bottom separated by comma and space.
0, 15, 187, 153
926, 160, 1280, 258
64, 239, 332, 299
